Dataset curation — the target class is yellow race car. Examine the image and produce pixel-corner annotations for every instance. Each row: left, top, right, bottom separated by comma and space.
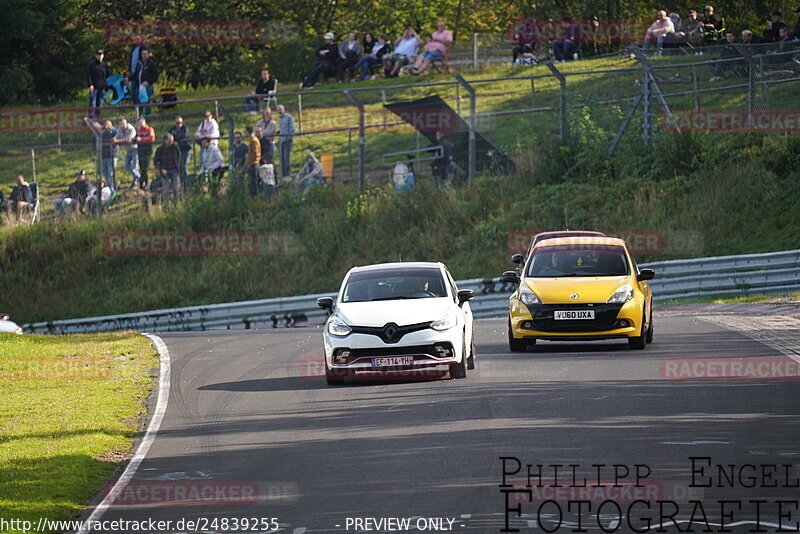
502, 236, 655, 351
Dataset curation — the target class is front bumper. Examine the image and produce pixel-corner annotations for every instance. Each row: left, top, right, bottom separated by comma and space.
510, 301, 643, 340
323, 328, 464, 369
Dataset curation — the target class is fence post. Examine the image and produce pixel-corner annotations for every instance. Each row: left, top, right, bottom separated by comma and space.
472, 33, 479, 70
348, 129, 353, 181
344, 90, 366, 192
30, 148, 36, 183
545, 63, 569, 144
692, 65, 700, 111
297, 94, 303, 133
56, 110, 62, 149
530, 77, 536, 109
217, 104, 235, 166
455, 82, 462, 116
627, 46, 653, 143
381, 89, 388, 131
453, 74, 476, 184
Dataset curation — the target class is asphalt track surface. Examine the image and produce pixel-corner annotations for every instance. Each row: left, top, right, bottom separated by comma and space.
93, 312, 800, 534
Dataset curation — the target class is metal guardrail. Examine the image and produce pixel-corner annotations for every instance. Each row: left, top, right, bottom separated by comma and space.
23, 249, 800, 334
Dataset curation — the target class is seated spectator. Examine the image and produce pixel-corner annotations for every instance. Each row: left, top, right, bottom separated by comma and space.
551, 17, 579, 62
355, 35, 391, 80
764, 11, 788, 42
1, 175, 33, 218
337, 32, 363, 82
741, 29, 765, 45
792, 7, 800, 40
384, 27, 423, 77
232, 132, 248, 172
301, 32, 339, 88
643, 10, 675, 55
670, 9, 703, 46
511, 31, 531, 63
259, 159, 276, 197
412, 20, 453, 74
391, 156, 415, 192
85, 179, 113, 212
254, 68, 276, 99
294, 152, 326, 196
255, 108, 276, 161
766, 26, 797, 64
514, 44, 538, 65
53, 170, 91, 216
701, 6, 724, 42
709, 32, 745, 81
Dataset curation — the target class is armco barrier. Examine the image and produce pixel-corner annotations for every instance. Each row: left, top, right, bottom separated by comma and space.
23, 249, 800, 334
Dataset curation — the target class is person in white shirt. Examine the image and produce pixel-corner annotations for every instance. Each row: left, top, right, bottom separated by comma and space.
199, 137, 225, 195
195, 110, 220, 175
643, 10, 676, 55
384, 27, 423, 77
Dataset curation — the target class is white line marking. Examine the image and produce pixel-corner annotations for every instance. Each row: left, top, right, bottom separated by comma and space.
75, 333, 171, 534
660, 440, 729, 445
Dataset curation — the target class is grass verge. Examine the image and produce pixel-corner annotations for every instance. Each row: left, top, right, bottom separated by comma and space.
0, 332, 158, 533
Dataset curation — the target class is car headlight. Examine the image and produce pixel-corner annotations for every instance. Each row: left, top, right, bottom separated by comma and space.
607, 284, 634, 304
519, 285, 542, 306
327, 316, 352, 336
431, 309, 459, 331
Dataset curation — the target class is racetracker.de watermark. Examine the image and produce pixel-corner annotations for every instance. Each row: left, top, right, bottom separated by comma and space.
104, 20, 259, 45
507, 230, 704, 255
662, 109, 800, 133
0, 358, 112, 380
660, 356, 800, 381
103, 232, 300, 256
510, 18, 649, 44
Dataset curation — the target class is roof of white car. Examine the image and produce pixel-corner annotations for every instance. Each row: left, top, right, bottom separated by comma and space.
349, 262, 444, 273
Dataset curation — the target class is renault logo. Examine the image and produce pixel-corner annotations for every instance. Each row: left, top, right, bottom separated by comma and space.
570, 293, 579, 300
384, 323, 399, 340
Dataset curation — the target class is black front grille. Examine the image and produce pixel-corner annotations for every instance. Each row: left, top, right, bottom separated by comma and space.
333, 343, 454, 364
525, 303, 624, 332
350, 321, 432, 343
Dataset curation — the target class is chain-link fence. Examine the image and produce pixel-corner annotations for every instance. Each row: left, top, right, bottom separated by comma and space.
1, 41, 798, 221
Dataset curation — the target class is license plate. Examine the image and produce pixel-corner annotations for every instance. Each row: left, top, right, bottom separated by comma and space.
554, 310, 595, 320
372, 356, 414, 368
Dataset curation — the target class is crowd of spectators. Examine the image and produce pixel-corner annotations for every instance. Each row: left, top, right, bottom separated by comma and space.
299, 20, 453, 88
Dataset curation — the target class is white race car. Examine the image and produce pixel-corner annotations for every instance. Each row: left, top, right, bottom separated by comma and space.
317, 262, 475, 385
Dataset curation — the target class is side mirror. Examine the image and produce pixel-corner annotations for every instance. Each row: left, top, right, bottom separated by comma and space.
511, 253, 524, 265
501, 270, 520, 284
638, 269, 655, 281
316, 297, 334, 314
457, 289, 474, 306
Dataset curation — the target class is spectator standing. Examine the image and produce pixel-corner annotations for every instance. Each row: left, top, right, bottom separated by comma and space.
277, 105, 295, 179
134, 48, 159, 118
232, 132, 248, 172
384, 28, 422, 77
199, 137, 225, 194
259, 159, 276, 198
355, 35, 391, 80
551, 17, 580, 62
153, 133, 182, 203
53, 170, 91, 216
337, 32, 363, 82
87, 49, 110, 120
2, 175, 33, 218
255, 108, 277, 161
412, 20, 453, 74
99, 120, 118, 189
294, 152, 326, 196
301, 32, 339, 88
114, 118, 140, 190
792, 7, 800, 40
195, 111, 220, 174
675, 10, 703, 46
129, 36, 146, 107
643, 11, 675, 55
169, 116, 191, 182
244, 126, 262, 196
764, 11, 788, 42
136, 117, 155, 189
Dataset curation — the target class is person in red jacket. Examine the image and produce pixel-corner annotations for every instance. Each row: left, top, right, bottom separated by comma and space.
136, 117, 156, 189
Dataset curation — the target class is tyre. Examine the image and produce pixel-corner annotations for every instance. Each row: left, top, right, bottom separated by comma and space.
645, 308, 654, 344
325, 359, 346, 385
628, 313, 647, 350
467, 336, 476, 370
450, 338, 468, 379
508, 320, 532, 352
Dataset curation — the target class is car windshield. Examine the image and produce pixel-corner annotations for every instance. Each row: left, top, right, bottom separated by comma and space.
526, 244, 630, 277
342, 267, 448, 303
